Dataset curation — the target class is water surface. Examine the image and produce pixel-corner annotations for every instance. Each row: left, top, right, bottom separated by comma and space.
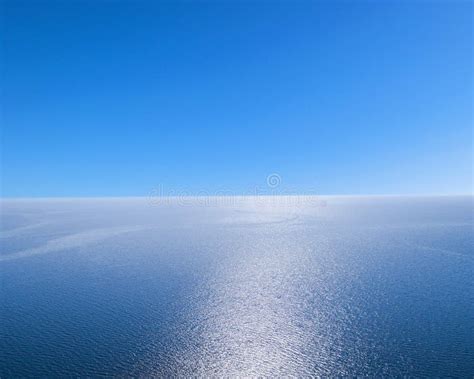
1, 196, 473, 377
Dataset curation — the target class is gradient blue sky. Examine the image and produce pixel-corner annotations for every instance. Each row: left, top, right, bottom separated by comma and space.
2, 0, 472, 197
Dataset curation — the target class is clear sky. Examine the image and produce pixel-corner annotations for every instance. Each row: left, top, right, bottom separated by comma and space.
2, 0, 472, 197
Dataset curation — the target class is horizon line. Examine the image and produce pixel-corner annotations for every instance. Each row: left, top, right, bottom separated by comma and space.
1, 193, 473, 201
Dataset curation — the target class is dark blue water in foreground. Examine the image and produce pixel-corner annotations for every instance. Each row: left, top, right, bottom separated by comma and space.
1, 196, 473, 377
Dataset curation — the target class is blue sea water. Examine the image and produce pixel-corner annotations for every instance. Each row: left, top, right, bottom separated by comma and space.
1, 196, 473, 377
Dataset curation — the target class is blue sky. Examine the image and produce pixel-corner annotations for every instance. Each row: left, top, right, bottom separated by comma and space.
2, 0, 472, 197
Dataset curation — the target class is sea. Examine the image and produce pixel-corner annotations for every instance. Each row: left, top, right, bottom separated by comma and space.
1, 196, 473, 377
